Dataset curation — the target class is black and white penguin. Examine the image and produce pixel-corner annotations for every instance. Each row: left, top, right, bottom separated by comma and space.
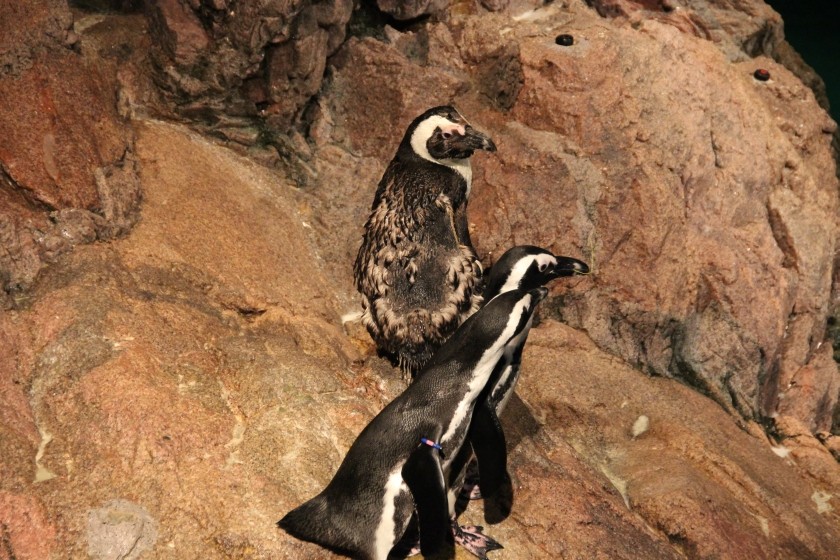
444, 246, 589, 557
482, 245, 589, 412
353, 106, 497, 376
278, 287, 548, 560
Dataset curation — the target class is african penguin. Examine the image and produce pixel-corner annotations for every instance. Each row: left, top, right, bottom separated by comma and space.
353, 106, 496, 377
278, 287, 548, 560
482, 245, 589, 412
444, 246, 589, 557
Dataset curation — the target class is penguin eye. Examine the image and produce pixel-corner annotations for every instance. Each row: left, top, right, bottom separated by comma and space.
441, 130, 452, 139
538, 262, 548, 272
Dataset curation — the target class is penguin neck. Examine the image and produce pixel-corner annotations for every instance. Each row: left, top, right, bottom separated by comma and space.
439, 297, 531, 444
403, 136, 473, 197
485, 261, 530, 302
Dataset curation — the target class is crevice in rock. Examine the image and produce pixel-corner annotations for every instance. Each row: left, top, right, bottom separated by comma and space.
234, 305, 267, 319
757, 346, 781, 418
0, 164, 58, 214
766, 203, 798, 270
69, 1, 143, 13
346, 0, 391, 40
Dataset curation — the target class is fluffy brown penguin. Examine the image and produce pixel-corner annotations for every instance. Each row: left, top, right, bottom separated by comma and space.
353, 106, 496, 376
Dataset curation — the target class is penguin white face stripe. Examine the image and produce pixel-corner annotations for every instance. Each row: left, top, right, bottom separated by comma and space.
497, 254, 557, 297
374, 464, 407, 560
410, 115, 473, 190
440, 294, 533, 445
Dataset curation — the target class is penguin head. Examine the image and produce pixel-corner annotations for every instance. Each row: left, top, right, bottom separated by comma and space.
484, 245, 590, 301
402, 106, 497, 163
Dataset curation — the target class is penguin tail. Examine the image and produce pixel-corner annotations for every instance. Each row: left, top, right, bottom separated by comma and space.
277, 496, 359, 558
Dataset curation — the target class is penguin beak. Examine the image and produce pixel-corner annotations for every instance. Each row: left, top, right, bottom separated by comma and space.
462, 125, 497, 152
551, 257, 590, 277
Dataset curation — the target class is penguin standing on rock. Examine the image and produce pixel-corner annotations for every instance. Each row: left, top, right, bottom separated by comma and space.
430, 245, 590, 558
481, 245, 590, 413
354, 106, 497, 376
278, 287, 549, 560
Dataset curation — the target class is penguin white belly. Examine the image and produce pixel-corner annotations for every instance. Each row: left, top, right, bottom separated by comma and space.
440, 158, 473, 197
491, 363, 518, 413
373, 464, 408, 560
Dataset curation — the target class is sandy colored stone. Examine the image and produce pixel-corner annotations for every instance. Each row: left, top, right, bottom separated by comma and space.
520, 321, 839, 559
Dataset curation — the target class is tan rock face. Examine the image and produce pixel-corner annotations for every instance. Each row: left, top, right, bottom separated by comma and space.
1, 1, 839, 559
7, 119, 833, 560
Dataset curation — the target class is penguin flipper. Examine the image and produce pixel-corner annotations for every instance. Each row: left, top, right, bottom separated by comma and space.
469, 402, 514, 524
402, 444, 456, 559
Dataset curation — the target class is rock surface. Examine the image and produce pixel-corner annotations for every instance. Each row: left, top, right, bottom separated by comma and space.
143, 0, 353, 132
1, 1, 839, 559
318, 2, 840, 435
0, 1, 140, 304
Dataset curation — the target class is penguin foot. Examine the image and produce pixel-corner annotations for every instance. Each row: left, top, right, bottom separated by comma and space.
453, 523, 503, 560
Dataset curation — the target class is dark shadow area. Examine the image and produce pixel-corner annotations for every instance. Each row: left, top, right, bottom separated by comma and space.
767, 0, 840, 121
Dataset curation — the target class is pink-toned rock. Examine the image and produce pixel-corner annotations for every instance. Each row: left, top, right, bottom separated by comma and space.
520, 321, 839, 559
0, 51, 134, 211
0, 0, 75, 77
0, 493, 56, 559
146, 0, 209, 67
0, 1, 140, 300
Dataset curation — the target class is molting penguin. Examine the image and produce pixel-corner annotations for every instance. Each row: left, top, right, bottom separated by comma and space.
353, 106, 496, 377
278, 287, 548, 560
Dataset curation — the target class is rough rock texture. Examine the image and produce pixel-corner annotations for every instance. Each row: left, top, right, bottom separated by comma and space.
586, 0, 831, 110
1, 1, 839, 559
376, 0, 449, 20
0, 0, 77, 78
143, 0, 353, 132
0, 1, 141, 304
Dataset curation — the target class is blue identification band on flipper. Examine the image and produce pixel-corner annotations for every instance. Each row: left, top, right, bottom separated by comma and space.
421, 437, 444, 452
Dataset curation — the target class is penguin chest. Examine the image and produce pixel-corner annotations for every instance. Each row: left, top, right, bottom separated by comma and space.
373, 465, 413, 560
